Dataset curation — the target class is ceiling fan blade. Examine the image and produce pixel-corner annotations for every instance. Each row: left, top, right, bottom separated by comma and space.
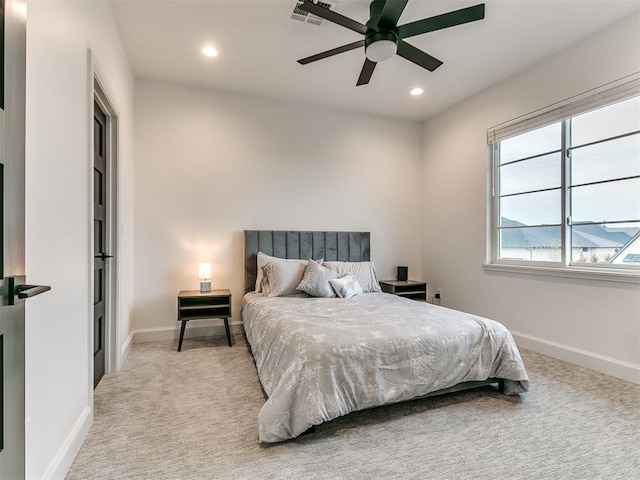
299, 0, 367, 35
396, 41, 443, 72
356, 59, 377, 86
298, 40, 365, 65
397, 3, 485, 39
377, 0, 409, 29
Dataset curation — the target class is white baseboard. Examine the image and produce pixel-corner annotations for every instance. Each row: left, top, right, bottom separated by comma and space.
133, 320, 241, 344
119, 330, 134, 370
512, 331, 640, 385
38, 405, 92, 480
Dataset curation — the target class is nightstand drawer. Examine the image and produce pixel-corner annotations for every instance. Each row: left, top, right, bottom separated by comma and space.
179, 295, 230, 309
380, 280, 427, 301
397, 291, 427, 301
178, 305, 231, 320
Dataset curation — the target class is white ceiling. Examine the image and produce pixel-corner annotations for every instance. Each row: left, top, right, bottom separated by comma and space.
111, 0, 640, 121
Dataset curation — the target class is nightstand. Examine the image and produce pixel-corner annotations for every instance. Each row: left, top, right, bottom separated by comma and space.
177, 289, 232, 351
379, 280, 427, 301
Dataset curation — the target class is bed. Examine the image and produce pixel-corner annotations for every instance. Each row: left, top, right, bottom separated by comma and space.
242, 230, 529, 444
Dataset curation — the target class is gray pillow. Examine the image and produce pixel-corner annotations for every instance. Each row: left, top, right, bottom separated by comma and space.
255, 252, 308, 293
297, 259, 339, 298
324, 261, 381, 293
262, 260, 308, 297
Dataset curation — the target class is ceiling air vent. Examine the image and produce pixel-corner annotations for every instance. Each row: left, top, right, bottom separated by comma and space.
292, 0, 338, 26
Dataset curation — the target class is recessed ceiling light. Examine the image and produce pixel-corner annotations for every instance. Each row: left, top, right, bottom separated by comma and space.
202, 46, 218, 58
410, 87, 424, 96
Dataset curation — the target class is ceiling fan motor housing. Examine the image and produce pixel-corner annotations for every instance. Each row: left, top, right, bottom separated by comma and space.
364, 1, 399, 62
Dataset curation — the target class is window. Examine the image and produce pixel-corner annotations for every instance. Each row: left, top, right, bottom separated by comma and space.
488, 76, 640, 276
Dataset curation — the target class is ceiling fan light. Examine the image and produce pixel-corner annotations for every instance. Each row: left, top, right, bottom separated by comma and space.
365, 40, 397, 62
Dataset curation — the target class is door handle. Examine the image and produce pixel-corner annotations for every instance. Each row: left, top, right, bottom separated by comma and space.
94, 253, 113, 260
4, 276, 51, 305
16, 284, 51, 299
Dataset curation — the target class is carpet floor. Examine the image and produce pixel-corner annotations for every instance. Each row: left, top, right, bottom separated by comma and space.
66, 334, 640, 479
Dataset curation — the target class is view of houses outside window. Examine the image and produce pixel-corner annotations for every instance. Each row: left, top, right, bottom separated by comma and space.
493, 94, 639, 267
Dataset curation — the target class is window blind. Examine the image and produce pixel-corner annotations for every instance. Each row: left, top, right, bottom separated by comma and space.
487, 73, 640, 144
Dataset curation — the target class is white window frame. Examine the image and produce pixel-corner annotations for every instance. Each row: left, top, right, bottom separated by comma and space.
485, 73, 640, 284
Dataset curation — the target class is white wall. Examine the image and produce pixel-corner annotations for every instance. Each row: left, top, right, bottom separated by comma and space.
25, 1, 135, 478
421, 15, 640, 382
133, 80, 423, 338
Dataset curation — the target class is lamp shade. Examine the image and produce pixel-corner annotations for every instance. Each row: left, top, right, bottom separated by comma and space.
198, 262, 212, 280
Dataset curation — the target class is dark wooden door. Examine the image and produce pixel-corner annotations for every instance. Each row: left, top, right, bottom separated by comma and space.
0, 1, 27, 477
93, 102, 108, 388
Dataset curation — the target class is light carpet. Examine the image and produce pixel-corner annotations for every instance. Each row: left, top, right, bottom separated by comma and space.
66, 334, 640, 479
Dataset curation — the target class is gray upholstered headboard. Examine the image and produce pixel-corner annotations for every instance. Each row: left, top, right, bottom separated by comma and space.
244, 230, 371, 293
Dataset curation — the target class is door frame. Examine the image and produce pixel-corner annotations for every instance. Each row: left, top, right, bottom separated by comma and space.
89, 54, 120, 384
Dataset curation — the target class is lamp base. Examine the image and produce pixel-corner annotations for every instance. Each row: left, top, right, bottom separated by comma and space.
200, 281, 211, 293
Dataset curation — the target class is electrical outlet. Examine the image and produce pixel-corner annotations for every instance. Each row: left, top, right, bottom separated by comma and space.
435, 288, 443, 300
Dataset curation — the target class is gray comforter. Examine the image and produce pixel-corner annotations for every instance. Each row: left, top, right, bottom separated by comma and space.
242, 292, 529, 443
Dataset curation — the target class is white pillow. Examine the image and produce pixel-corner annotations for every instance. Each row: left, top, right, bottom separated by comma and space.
297, 259, 339, 298
255, 252, 307, 293
262, 260, 308, 297
324, 261, 381, 293
329, 275, 363, 299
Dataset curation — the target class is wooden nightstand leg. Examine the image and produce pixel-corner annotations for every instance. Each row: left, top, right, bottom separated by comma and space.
223, 318, 232, 347
178, 320, 188, 352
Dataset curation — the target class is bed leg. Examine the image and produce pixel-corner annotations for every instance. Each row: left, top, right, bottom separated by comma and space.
301, 426, 316, 437
497, 379, 505, 393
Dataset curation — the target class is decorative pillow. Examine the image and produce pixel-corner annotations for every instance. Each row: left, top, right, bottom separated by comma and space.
262, 260, 308, 297
297, 259, 339, 298
255, 252, 307, 293
324, 261, 381, 293
329, 275, 364, 299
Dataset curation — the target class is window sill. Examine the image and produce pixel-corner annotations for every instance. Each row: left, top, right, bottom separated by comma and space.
482, 263, 640, 284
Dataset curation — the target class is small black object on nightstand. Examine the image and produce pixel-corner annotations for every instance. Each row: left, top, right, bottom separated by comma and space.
177, 289, 232, 351
397, 266, 408, 281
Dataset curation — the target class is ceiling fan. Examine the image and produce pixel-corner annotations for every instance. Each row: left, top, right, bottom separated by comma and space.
297, 0, 486, 86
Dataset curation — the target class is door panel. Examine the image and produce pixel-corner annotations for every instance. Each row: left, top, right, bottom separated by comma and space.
0, 0, 27, 478
93, 102, 107, 387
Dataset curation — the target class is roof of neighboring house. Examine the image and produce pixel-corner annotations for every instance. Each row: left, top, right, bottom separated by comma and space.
610, 231, 640, 264
621, 253, 640, 263
501, 219, 560, 248
571, 224, 636, 248
501, 218, 638, 249
573, 230, 626, 248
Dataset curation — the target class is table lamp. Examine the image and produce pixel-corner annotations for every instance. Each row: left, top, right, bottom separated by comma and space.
198, 262, 212, 293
